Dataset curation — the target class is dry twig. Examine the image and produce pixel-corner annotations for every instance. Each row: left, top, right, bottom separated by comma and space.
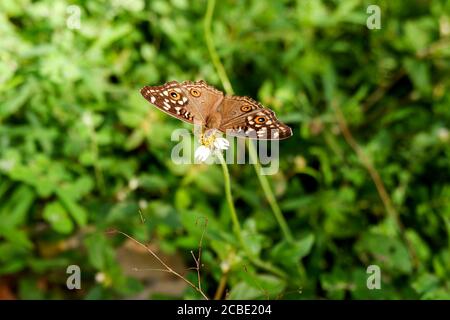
107, 229, 209, 300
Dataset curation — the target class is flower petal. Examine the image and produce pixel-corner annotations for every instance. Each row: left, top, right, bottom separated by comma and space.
214, 137, 230, 150
195, 145, 211, 162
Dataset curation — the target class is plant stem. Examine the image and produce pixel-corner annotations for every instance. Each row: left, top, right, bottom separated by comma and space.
218, 152, 244, 241
204, 0, 234, 96
332, 101, 419, 269
214, 271, 228, 300
89, 126, 106, 195
204, 0, 293, 243
247, 141, 294, 242
113, 230, 209, 300
217, 152, 286, 278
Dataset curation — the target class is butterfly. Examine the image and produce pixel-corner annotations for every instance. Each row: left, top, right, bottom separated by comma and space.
140, 80, 292, 140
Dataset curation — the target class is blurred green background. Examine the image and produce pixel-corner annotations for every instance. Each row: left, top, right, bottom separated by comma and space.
1, 0, 450, 300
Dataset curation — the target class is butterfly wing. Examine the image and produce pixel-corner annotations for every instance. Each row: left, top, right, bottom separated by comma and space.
140, 80, 224, 126
218, 96, 292, 140
141, 81, 292, 139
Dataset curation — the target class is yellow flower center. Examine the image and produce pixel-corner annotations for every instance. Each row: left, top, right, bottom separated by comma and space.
200, 133, 216, 148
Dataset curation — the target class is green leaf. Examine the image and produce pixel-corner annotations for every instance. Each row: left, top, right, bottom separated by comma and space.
231, 273, 286, 299
43, 202, 74, 234
404, 58, 431, 96
56, 189, 88, 227
84, 233, 115, 270
175, 188, 191, 210
19, 278, 45, 300
0, 185, 35, 228
271, 234, 315, 268
254, 274, 287, 297
228, 282, 262, 300
139, 174, 170, 192
412, 273, 440, 295
355, 233, 413, 274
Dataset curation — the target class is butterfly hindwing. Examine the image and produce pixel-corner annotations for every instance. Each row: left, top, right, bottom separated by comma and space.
217, 95, 263, 124
218, 96, 292, 140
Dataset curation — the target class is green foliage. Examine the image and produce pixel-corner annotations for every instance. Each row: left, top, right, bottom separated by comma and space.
1, 0, 449, 299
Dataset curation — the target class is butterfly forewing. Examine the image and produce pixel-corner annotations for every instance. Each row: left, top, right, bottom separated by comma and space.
140, 81, 196, 124
140, 80, 224, 126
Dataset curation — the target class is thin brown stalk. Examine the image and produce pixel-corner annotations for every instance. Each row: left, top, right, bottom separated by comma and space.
132, 268, 172, 273
194, 217, 208, 292
332, 102, 419, 268
213, 272, 228, 300
362, 70, 406, 112
138, 209, 146, 224
243, 265, 269, 300
363, 38, 449, 113
109, 229, 209, 300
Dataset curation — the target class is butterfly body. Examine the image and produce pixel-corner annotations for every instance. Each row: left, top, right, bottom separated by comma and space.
140, 80, 292, 140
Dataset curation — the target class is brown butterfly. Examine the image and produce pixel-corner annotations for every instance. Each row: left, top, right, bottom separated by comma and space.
140, 80, 292, 140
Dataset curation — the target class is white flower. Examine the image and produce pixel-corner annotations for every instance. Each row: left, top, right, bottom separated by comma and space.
0, 159, 15, 172
213, 137, 230, 150
437, 127, 449, 142
116, 190, 127, 201
128, 177, 139, 190
82, 112, 94, 127
95, 272, 106, 283
138, 199, 148, 209
220, 261, 230, 273
194, 131, 229, 163
195, 145, 212, 162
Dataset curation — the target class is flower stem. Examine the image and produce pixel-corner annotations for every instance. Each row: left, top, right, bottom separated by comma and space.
247, 141, 294, 243
88, 125, 106, 195
213, 271, 228, 300
217, 152, 243, 240
204, 0, 294, 243
217, 152, 286, 278
204, 0, 234, 96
